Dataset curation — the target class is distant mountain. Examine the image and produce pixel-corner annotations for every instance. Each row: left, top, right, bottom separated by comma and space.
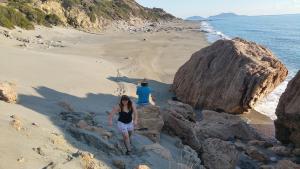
186, 16, 206, 21
208, 13, 239, 19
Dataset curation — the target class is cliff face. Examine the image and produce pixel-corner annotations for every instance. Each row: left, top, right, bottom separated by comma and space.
275, 71, 300, 147
0, 0, 176, 31
172, 38, 288, 114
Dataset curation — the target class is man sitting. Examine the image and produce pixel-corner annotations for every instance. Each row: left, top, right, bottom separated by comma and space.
136, 79, 154, 106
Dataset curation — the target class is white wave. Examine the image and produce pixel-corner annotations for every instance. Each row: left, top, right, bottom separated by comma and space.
254, 80, 288, 120
200, 21, 230, 42
254, 72, 295, 120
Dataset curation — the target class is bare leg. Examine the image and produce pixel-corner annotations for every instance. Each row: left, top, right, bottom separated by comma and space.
128, 130, 133, 138
122, 132, 131, 152
128, 130, 133, 145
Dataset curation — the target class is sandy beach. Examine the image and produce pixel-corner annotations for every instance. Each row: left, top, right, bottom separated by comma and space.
0, 21, 209, 168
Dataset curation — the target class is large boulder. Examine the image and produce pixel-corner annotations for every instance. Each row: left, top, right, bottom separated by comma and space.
162, 101, 260, 152
162, 102, 202, 151
0, 81, 17, 103
136, 105, 164, 142
172, 38, 288, 114
275, 71, 300, 147
201, 138, 239, 169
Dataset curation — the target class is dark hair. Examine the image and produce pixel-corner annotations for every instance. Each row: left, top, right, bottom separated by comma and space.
141, 82, 148, 87
119, 95, 132, 112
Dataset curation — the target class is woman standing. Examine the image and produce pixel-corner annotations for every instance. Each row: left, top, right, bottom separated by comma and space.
108, 95, 138, 155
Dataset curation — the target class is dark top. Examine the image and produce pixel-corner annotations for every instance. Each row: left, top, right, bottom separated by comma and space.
118, 109, 133, 124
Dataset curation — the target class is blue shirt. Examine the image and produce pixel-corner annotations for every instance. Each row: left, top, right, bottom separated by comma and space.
136, 86, 151, 104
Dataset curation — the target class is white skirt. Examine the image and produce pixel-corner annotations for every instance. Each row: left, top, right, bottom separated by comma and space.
117, 121, 134, 133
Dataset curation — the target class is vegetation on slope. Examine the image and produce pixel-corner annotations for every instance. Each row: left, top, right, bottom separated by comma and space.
0, 5, 34, 29
61, 0, 175, 22
0, 0, 62, 29
0, 0, 175, 30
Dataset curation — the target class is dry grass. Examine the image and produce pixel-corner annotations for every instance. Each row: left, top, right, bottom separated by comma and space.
80, 152, 100, 169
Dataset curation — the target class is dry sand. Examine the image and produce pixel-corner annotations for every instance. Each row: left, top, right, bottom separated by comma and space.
0, 21, 208, 168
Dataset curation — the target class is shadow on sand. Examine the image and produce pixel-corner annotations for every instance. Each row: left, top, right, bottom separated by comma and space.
17, 76, 175, 168
18, 86, 121, 168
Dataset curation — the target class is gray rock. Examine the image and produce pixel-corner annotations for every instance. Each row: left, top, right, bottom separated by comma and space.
202, 138, 239, 169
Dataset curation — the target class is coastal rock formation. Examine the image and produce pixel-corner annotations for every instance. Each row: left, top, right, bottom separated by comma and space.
197, 110, 261, 141
166, 100, 196, 122
141, 143, 172, 160
0, 81, 17, 103
275, 71, 300, 147
162, 101, 260, 152
162, 102, 201, 151
274, 160, 300, 169
172, 38, 288, 114
246, 146, 269, 163
136, 105, 164, 142
201, 138, 239, 169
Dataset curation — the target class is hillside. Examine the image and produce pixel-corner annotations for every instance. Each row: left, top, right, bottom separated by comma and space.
0, 0, 176, 31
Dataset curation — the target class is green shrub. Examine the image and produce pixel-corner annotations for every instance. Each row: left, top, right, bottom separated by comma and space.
0, 5, 34, 29
62, 0, 81, 9
7, 1, 63, 27
8, 2, 48, 25
45, 14, 63, 26
0, 14, 15, 29
88, 12, 97, 23
89, 0, 132, 20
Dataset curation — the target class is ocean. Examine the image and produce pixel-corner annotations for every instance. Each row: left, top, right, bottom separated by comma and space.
200, 14, 300, 120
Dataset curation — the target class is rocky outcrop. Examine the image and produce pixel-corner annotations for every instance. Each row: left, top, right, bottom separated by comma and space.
197, 110, 261, 141
162, 102, 201, 151
245, 146, 269, 163
275, 71, 300, 147
275, 160, 300, 169
0, 81, 17, 103
136, 105, 164, 142
172, 38, 288, 114
60, 111, 121, 155
162, 101, 261, 152
141, 143, 172, 160
201, 138, 239, 169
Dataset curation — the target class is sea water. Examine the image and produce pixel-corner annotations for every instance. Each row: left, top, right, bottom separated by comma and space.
200, 14, 300, 120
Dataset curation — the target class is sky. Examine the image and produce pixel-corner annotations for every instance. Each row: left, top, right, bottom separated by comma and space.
136, 0, 300, 18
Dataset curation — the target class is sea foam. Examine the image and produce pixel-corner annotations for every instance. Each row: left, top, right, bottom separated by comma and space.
200, 21, 230, 42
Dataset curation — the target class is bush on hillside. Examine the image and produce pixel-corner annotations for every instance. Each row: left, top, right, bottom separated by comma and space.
45, 14, 63, 26
7, 1, 63, 27
62, 0, 81, 9
0, 5, 34, 29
